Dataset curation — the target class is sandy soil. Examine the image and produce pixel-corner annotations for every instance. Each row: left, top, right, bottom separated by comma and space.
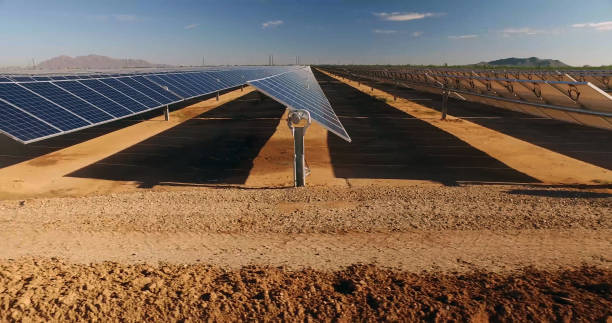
1, 261, 610, 322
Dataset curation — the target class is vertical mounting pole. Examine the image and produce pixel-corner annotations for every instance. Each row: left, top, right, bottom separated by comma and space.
164, 105, 169, 121
287, 110, 312, 188
441, 89, 449, 120
216, 91, 220, 101
293, 127, 306, 187
241, 84, 244, 92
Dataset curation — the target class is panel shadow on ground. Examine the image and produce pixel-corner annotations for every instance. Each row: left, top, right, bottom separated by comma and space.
314, 71, 537, 186
341, 74, 612, 171
68, 92, 285, 188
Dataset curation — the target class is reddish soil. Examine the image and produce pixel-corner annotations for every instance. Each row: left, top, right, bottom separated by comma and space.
1, 260, 610, 322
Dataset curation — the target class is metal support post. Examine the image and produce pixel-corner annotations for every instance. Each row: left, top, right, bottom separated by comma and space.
164, 105, 169, 121
441, 89, 449, 120
293, 127, 306, 187
241, 84, 244, 92
216, 91, 220, 101
287, 110, 312, 187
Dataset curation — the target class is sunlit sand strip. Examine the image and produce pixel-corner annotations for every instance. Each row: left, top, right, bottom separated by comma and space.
1, 229, 609, 272
320, 70, 612, 185
0, 87, 255, 199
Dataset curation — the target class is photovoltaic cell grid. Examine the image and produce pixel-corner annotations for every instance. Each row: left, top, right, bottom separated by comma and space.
0, 66, 352, 144
248, 66, 351, 142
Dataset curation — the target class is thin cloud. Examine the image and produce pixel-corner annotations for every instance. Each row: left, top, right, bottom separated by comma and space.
572, 21, 612, 31
373, 12, 443, 22
412, 31, 424, 37
373, 29, 398, 34
112, 14, 140, 22
184, 23, 200, 30
449, 34, 478, 39
262, 20, 283, 29
499, 27, 555, 37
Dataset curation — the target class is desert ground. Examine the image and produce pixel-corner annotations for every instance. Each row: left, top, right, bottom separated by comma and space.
0, 70, 610, 321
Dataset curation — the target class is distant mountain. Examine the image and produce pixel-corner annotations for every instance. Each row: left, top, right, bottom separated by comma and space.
476, 57, 570, 68
37, 55, 171, 70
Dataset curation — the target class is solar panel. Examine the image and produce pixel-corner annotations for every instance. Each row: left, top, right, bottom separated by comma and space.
248, 66, 351, 142
79, 79, 148, 112
0, 83, 90, 131
10, 76, 35, 82
129, 76, 181, 103
54, 81, 134, 118
21, 82, 114, 123
98, 78, 161, 108
0, 77, 12, 82
145, 74, 192, 98
0, 99, 60, 142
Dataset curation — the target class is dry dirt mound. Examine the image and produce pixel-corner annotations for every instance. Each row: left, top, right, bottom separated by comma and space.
1, 259, 610, 322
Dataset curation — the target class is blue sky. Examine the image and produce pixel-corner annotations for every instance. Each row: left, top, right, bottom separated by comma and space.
0, 0, 610, 67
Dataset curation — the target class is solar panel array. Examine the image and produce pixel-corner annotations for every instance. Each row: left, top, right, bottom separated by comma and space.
248, 66, 351, 142
0, 66, 350, 143
325, 67, 612, 130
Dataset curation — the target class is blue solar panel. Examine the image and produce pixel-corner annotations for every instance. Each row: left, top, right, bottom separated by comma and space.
0, 83, 90, 131
32, 76, 52, 81
10, 76, 35, 82
79, 79, 148, 112
99, 78, 161, 108
144, 74, 191, 98
193, 73, 227, 92
54, 81, 133, 118
163, 74, 201, 97
248, 67, 350, 142
116, 77, 176, 105
48, 76, 68, 80
21, 82, 114, 123
130, 76, 181, 102
179, 73, 217, 93
0, 77, 12, 82
0, 99, 60, 142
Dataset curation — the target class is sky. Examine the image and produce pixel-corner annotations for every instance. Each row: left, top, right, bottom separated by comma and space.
0, 0, 611, 67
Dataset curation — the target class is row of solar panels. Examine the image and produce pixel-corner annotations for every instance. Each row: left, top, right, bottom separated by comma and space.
0, 66, 293, 83
338, 68, 611, 92
325, 67, 612, 130
0, 67, 300, 143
